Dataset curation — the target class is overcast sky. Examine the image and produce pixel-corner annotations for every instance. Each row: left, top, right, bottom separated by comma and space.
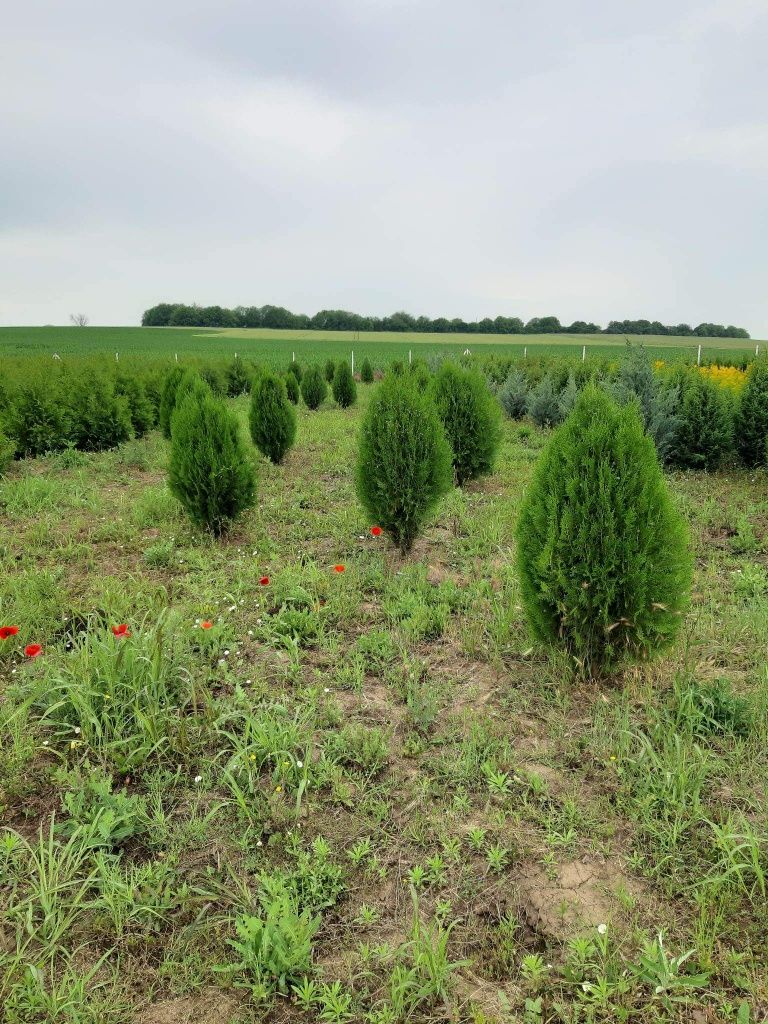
2, 0, 767, 334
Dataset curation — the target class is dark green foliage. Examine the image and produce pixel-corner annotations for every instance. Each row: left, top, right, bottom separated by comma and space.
158, 366, 186, 440
115, 375, 156, 437
410, 361, 431, 392
7, 379, 71, 456
249, 372, 297, 464
526, 375, 562, 428
360, 358, 374, 383
67, 376, 134, 452
609, 345, 680, 463
226, 355, 251, 396
287, 361, 303, 383
169, 391, 256, 535
174, 370, 212, 410
390, 360, 405, 376
284, 372, 300, 404
331, 361, 357, 408
735, 359, 768, 467
199, 365, 228, 396
300, 365, 327, 410
356, 374, 453, 552
673, 374, 734, 470
499, 368, 528, 418
516, 386, 691, 675
429, 363, 502, 485
324, 358, 336, 382
0, 430, 14, 475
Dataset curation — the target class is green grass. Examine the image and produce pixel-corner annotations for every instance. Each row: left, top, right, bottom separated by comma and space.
1, 388, 767, 1022
0, 325, 761, 368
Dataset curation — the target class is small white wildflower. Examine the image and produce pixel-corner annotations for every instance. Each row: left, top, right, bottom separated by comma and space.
218, 658, 225, 666
194, 775, 202, 783
74, 727, 81, 735
296, 761, 303, 769
246, 679, 252, 685
597, 923, 607, 935
256, 839, 263, 847
43, 740, 50, 747
224, 649, 230, 656
324, 687, 330, 693
228, 605, 236, 612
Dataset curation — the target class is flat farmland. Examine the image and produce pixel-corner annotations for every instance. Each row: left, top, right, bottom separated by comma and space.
0, 325, 760, 367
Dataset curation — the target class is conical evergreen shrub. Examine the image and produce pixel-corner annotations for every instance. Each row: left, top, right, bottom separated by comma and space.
6, 378, 70, 456
68, 376, 134, 451
526, 375, 562, 428
159, 367, 186, 439
300, 366, 327, 410
287, 361, 303, 383
428, 363, 502, 485
325, 359, 336, 382
169, 391, 256, 535
360, 358, 374, 383
736, 359, 768, 467
0, 430, 14, 476
673, 373, 734, 470
249, 371, 297, 464
499, 368, 528, 419
116, 375, 155, 437
516, 386, 691, 675
226, 356, 252, 396
609, 345, 680, 463
332, 361, 357, 408
356, 374, 453, 552
284, 372, 300, 404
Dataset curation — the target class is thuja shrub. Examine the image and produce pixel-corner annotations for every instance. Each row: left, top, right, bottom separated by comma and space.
287, 361, 303, 383
429, 363, 502, 485
673, 373, 734, 470
325, 358, 337, 382
226, 355, 252, 396
356, 374, 453, 552
300, 365, 327, 410
284, 372, 300, 404
0, 430, 14, 475
115, 375, 156, 437
68, 376, 134, 452
159, 366, 186, 439
169, 392, 256, 535
332, 361, 357, 408
360, 358, 374, 383
610, 345, 680, 463
6, 379, 71, 456
249, 371, 297, 464
736, 358, 768, 467
516, 386, 691, 676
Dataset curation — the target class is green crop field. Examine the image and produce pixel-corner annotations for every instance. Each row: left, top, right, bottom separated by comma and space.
0, 325, 761, 367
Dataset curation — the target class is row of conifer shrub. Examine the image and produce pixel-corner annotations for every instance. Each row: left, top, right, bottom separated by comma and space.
495, 347, 768, 470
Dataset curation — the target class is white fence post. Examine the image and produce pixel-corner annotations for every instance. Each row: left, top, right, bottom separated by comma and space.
697, 344, 702, 366
524, 346, 527, 359
351, 350, 355, 375
409, 349, 412, 365
175, 353, 178, 362
582, 344, 586, 362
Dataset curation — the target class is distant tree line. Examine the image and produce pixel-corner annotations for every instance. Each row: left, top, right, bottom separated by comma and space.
141, 302, 750, 339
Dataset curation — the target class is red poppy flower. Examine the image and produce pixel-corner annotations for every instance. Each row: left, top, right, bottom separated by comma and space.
24, 644, 43, 658
200, 620, 213, 630
111, 624, 131, 638
370, 526, 382, 537
0, 625, 19, 640
259, 576, 270, 586
333, 564, 345, 573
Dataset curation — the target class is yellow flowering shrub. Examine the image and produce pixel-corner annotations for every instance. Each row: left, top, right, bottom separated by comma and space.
699, 364, 747, 393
